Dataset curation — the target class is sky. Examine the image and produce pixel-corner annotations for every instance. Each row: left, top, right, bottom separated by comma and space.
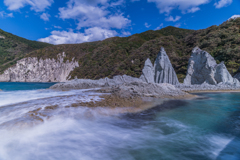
0, 0, 240, 45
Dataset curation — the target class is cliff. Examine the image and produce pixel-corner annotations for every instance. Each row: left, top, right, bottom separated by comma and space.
0, 29, 52, 74
0, 52, 79, 82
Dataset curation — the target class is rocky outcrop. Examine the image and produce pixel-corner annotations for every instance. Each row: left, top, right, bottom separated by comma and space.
140, 58, 155, 83
184, 47, 239, 86
140, 47, 179, 85
50, 77, 190, 99
0, 52, 79, 82
234, 67, 240, 81
50, 75, 143, 90
107, 82, 188, 98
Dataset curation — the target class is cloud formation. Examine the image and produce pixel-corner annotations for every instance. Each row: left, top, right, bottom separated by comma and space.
214, 0, 232, 8
38, 27, 117, 44
165, 15, 181, 22
147, 0, 209, 14
40, 0, 130, 44
144, 22, 151, 28
4, 0, 54, 12
0, 11, 13, 18
40, 13, 50, 21
58, 0, 130, 30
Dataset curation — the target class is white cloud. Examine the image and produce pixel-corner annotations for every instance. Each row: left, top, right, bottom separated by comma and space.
145, 22, 151, 28
165, 15, 181, 22
175, 23, 181, 28
228, 15, 240, 20
155, 23, 163, 30
38, 27, 117, 44
214, 0, 232, 8
187, 7, 200, 13
40, 13, 50, 21
48, 0, 130, 44
121, 31, 131, 36
0, 11, 14, 18
54, 26, 62, 29
76, 14, 130, 29
147, 0, 209, 14
4, 0, 54, 12
58, 0, 130, 30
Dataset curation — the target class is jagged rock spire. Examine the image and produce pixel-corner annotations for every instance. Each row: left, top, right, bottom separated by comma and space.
184, 47, 239, 86
154, 47, 179, 85
140, 58, 155, 83
140, 47, 179, 85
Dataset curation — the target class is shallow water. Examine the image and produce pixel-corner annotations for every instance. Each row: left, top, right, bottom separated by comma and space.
0, 83, 240, 160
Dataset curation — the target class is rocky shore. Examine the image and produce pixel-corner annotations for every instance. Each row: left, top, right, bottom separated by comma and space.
49, 46, 240, 108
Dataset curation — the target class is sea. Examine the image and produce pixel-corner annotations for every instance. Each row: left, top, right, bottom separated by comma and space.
0, 82, 239, 160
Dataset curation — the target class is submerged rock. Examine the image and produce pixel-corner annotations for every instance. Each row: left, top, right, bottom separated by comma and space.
184, 47, 239, 86
140, 47, 179, 85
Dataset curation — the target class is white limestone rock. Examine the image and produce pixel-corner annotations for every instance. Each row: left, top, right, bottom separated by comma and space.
140, 58, 155, 83
215, 62, 239, 85
0, 52, 79, 82
50, 75, 144, 90
233, 67, 240, 81
184, 47, 239, 86
154, 47, 179, 85
140, 47, 179, 85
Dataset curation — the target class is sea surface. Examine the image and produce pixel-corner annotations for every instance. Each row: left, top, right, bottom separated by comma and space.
0, 83, 240, 160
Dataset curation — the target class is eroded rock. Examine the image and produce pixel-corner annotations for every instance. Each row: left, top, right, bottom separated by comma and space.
140, 47, 179, 85
50, 75, 144, 90
0, 52, 79, 82
184, 47, 239, 86
140, 58, 155, 83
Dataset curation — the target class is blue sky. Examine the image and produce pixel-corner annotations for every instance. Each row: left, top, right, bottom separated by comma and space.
0, 0, 239, 44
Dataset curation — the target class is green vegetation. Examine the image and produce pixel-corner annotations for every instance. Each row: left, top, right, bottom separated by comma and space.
3, 18, 240, 82
0, 29, 52, 73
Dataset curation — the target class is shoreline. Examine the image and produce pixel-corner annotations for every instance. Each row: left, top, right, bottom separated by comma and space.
183, 89, 240, 93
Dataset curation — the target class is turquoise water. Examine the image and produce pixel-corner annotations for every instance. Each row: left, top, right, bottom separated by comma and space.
0, 83, 240, 160
0, 82, 56, 91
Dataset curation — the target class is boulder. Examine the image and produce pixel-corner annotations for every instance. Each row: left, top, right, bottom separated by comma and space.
140, 47, 179, 85
184, 47, 239, 86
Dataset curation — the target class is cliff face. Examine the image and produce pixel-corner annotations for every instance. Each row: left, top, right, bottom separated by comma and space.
0, 52, 79, 82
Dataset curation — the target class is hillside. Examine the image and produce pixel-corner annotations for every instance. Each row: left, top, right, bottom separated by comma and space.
3, 18, 240, 82
0, 29, 52, 73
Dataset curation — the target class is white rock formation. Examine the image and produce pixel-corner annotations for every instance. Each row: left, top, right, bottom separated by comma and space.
140, 58, 155, 83
50, 75, 143, 90
0, 52, 79, 82
140, 47, 179, 85
234, 67, 240, 81
184, 47, 239, 86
